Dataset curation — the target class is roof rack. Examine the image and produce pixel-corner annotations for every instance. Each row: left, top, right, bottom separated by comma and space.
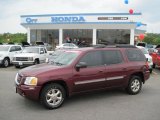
93, 44, 136, 48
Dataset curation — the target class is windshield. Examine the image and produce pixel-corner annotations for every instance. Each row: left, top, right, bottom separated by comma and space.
141, 48, 148, 54
23, 47, 39, 53
50, 51, 79, 66
0, 46, 10, 51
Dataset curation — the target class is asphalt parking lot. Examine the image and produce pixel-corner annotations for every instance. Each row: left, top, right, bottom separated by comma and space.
0, 66, 160, 120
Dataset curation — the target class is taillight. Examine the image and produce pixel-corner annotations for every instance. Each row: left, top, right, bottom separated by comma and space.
145, 61, 149, 70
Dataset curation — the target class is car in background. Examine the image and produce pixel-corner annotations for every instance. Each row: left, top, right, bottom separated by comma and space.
35, 41, 53, 51
150, 48, 160, 68
12, 46, 48, 68
136, 46, 153, 73
0, 45, 22, 67
56, 43, 79, 50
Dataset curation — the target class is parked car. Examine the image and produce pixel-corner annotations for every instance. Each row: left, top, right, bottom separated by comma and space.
150, 48, 160, 68
15, 45, 150, 109
12, 46, 48, 68
0, 45, 22, 67
136, 46, 153, 73
55, 43, 79, 50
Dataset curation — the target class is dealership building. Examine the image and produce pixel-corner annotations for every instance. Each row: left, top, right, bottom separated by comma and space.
21, 13, 146, 47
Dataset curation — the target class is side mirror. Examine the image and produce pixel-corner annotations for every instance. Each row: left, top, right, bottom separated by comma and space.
75, 62, 87, 71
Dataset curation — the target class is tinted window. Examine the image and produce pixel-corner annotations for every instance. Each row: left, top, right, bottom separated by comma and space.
126, 49, 145, 61
79, 51, 103, 67
10, 46, 16, 52
103, 50, 123, 65
15, 46, 22, 51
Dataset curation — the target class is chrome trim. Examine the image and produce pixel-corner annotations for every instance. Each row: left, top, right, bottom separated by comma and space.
15, 73, 19, 85
106, 76, 124, 81
75, 78, 105, 85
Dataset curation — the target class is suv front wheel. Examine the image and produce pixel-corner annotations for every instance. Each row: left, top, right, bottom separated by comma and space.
40, 83, 66, 109
126, 75, 142, 95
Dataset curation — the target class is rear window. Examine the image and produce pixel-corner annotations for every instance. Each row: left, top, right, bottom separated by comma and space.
137, 43, 146, 47
126, 49, 145, 61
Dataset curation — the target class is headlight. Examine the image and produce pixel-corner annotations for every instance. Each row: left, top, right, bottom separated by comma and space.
13, 57, 16, 61
24, 77, 38, 86
28, 57, 33, 61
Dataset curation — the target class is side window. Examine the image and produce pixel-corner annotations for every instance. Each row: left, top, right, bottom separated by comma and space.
15, 46, 22, 51
103, 50, 123, 65
79, 51, 103, 67
126, 49, 145, 61
10, 46, 16, 52
40, 48, 44, 54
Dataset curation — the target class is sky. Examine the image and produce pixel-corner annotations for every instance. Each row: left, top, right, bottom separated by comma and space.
0, 0, 160, 33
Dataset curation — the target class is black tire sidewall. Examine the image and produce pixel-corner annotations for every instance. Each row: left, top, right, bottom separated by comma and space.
3, 58, 9, 67
127, 76, 142, 95
40, 83, 66, 109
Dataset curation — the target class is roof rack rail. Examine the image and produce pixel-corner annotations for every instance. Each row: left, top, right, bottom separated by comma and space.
92, 44, 106, 48
116, 44, 136, 48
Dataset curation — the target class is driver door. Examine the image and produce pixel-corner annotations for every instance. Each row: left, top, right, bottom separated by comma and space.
72, 51, 106, 93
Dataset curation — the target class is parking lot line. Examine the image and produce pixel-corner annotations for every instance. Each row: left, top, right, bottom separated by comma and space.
152, 71, 158, 75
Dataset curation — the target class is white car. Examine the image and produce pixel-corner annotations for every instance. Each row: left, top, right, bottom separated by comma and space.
136, 46, 153, 73
12, 46, 48, 68
0, 45, 22, 67
56, 43, 78, 50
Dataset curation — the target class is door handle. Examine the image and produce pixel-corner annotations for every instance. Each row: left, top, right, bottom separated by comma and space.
123, 68, 127, 71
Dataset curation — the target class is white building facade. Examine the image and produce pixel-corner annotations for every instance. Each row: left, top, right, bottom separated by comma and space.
21, 13, 146, 46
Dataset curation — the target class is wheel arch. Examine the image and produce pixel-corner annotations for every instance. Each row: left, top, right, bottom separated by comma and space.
130, 72, 144, 83
39, 80, 69, 99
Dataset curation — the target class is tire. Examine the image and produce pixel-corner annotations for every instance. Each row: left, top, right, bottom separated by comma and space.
15, 65, 20, 68
152, 63, 156, 68
34, 59, 39, 65
40, 83, 66, 109
3, 58, 10, 67
149, 69, 152, 74
126, 76, 142, 95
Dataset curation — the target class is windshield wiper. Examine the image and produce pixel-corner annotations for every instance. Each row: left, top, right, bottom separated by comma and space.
54, 62, 64, 66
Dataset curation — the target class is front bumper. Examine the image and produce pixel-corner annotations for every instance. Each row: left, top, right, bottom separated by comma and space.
16, 85, 41, 100
13, 61, 34, 66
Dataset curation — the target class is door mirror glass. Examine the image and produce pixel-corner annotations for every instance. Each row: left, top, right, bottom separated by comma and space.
76, 62, 87, 71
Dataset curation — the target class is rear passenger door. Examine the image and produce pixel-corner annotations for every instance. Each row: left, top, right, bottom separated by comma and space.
73, 51, 106, 92
103, 50, 127, 87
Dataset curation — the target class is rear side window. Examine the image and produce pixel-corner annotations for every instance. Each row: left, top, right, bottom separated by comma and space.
79, 51, 103, 67
103, 50, 123, 65
126, 49, 145, 61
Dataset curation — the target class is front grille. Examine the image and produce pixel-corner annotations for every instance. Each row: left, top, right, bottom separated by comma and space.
16, 57, 28, 61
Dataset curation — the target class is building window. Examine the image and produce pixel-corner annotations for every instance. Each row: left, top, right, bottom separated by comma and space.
97, 29, 130, 45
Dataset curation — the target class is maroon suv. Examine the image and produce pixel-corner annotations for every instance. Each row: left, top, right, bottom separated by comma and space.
15, 45, 150, 109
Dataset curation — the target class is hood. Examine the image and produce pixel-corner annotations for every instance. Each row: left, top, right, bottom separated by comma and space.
19, 63, 61, 76
14, 53, 39, 57
0, 51, 8, 55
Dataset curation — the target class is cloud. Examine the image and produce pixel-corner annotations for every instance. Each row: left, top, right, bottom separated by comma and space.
0, 0, 160, 33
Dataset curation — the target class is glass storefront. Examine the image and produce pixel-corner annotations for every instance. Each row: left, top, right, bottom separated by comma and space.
63, 29, 92, 45
97, 29, 130, 45
30, 29, 130, 49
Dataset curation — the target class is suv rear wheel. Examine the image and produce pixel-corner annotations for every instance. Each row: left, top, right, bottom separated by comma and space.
40, 83, 66, 109
126, 75, 142, 95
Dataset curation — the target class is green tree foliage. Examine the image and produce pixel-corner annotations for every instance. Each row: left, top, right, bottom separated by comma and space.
143, 33, 160, 45
0, 33, 27, 43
